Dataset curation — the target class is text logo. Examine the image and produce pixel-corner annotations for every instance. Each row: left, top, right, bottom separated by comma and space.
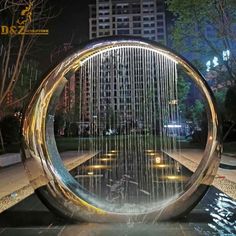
0, 2, 49, 36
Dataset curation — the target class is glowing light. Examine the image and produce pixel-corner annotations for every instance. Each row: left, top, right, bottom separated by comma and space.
105, 153, 115, 157
83, 165, 110, 170
206, 60, 211, 72
100, 158, 116, 162
161, 175, 188, 181
176, 163, 180, 173
153, 164, 169, 168
169, 99, 178, 105
146, 150, 154, 153
155, 157, 161, 164
80, 45, 179, 65
148, 153, 156, 156
223, 50, 230, 61
75, 173, 103, 178
212, 57, 219, 67
93, 165, 106, 169
167, 175, 179, 180
164, 124, 181, 128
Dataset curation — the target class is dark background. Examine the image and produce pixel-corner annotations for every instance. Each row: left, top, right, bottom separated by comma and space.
36, 0, 95, 65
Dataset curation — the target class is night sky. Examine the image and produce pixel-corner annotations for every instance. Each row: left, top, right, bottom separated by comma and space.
36, 0, 95, 66
48, 0, 94, 44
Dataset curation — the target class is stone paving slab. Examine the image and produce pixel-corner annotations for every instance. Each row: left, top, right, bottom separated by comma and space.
0, 153, 21, 167
0, 151, 97, 213
167, 149, 236, 200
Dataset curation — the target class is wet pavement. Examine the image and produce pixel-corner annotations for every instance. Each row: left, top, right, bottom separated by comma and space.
0, 186, 235, 236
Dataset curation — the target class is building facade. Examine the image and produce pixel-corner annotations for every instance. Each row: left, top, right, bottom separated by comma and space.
89, 0, 167, 44
73, 0, 168, 135
50, 43, 76, 117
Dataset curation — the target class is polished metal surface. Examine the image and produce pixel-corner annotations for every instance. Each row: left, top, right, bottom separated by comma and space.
21, 36, 221, 222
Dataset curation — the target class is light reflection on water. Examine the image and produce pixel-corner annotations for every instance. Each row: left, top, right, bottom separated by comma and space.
59, 187, 236, 235
207, 192, 236, 235
75, 151, 191, 212
191, 188, 236, 235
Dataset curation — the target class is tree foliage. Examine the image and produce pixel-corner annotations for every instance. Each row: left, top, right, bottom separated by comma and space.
12, 60, 41, 109
0, 115, 20, 144
225, 85, 236, 122
166, 0, 236, 80
167, 0, 236, 141
214, 88, 227, 114
177, 73, 190, 115
0, 0, 54, 114
188, 100, 205, 127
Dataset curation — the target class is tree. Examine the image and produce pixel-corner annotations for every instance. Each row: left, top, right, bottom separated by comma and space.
54, 113, 65, 136
215, 88, 227, 115
0, 115, 20, 145
167, 0, 236, 143
13, 60, 41, 108
224, 85, 236, 141
0, 0, 54, 152
189, 100, 205, 127
0, 0, 54, 114
186, 99, 207, 144
177, 72, 191, 116
166, 0, 236, 82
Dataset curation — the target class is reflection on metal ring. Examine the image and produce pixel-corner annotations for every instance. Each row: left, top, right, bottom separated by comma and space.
21, 36, 221, 222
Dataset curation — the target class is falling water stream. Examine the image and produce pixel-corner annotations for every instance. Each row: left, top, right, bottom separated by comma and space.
74, 46, 189, 213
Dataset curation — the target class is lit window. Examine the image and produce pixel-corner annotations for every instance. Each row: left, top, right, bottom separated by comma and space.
206, 60, 211, 72
212, 57, 219, 67
223, 50, 230, 61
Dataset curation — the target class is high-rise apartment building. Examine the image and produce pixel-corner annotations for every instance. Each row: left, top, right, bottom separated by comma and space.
74, 0, 168, 135
50, 43, 76, 117
89, 0, 167, 44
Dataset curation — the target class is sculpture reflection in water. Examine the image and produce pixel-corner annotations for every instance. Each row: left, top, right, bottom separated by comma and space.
21, 37, 221, 223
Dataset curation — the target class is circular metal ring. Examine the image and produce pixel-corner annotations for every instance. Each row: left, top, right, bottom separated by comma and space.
21, 36, 221, 222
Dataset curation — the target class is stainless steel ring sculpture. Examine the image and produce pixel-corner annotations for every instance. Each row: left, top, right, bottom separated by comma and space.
21, 36, 221, 222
